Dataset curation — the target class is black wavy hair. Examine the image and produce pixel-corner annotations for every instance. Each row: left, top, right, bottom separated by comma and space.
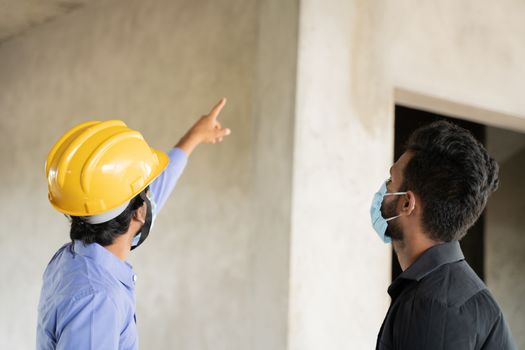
69, 187, 148, 246
402, 121, 499, 242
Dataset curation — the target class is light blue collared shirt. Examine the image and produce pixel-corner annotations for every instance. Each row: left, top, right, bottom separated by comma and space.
37, 148, 187, 350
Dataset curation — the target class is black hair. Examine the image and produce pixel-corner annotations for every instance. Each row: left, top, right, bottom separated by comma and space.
402, 121, 499, 242
69, 186, 148, 246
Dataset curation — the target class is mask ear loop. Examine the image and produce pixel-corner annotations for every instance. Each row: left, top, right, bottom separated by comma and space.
383, 191, 409, 221
131, 189, 153, 251
384, 191, 408, 196
384, 178, 408, 197
385, 214, 403, 222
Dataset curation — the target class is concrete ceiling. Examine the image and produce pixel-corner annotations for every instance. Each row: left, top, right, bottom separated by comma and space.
0, 0, 88, 43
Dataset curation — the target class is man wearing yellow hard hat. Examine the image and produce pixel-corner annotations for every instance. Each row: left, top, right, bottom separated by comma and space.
36, 99, 230, 349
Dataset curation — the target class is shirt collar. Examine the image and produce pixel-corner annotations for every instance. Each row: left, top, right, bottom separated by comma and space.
72, 240, 136, 289
388, 240, 464, 298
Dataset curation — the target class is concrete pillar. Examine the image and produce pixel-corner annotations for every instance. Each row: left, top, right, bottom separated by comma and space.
287, 0, 392, 348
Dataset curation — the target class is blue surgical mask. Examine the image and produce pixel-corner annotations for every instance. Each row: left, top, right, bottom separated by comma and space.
131, 231, 142, 247
370, 180, 407, 243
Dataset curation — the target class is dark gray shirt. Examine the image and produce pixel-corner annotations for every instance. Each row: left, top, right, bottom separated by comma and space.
376, 241, 516, 350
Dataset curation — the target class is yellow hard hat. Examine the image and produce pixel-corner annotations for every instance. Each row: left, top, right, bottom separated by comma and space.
45, 120, 169, 218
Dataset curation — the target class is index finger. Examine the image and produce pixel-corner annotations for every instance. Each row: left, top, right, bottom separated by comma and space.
208, 97, 227, 120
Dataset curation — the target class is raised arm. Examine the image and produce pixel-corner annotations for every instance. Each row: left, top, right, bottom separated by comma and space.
149, 98, 231, 212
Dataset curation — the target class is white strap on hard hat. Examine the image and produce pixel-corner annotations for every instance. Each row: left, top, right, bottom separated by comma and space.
82, 200, 131, 224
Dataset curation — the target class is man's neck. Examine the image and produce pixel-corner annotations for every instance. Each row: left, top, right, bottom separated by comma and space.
393, 233, 440, 271
103, 227, 138, 261
104, 218, 142, 261
104, 237, 131, 261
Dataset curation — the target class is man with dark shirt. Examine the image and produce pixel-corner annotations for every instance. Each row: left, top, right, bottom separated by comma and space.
371, 121, 516, 349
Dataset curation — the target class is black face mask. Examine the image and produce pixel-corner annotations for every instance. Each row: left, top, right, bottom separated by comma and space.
130, 190, 153, 251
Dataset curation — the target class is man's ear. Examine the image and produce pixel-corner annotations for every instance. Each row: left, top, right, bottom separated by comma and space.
133, 202, 147, 224
401, 191, 417, 216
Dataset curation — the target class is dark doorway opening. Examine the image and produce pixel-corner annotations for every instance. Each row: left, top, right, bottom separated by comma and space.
393, 105, 485, 282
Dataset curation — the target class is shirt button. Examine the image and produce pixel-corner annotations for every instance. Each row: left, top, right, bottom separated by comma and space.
133, 275, 137, 282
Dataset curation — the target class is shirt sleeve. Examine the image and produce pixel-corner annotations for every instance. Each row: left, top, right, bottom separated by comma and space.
149, 147, 188, 213
481, 312, 517, 350
56, 291, 121, 350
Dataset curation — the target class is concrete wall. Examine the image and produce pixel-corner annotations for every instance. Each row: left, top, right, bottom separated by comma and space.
287, 0, 525, 348
249, 0, 298, 349
0, 0, 260, 348
386, 0, 525, 130
486, 129, 525, 348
